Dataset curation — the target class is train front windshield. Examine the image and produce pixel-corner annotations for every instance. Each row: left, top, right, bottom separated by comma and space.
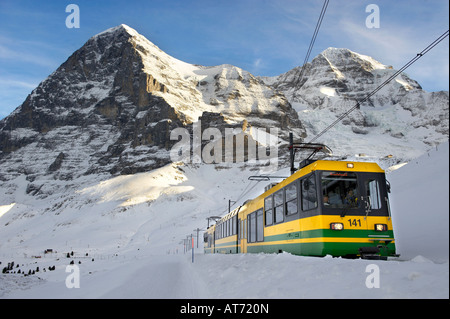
321, 172, 360, 209
320, 170, 390, 217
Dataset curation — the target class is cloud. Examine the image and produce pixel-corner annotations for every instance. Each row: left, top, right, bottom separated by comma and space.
0, 43, 57, 68
253, 58, 262, 69
337, 20, 415, 63
0, 78, 38, 90
335, 18, 449, 91
0, 77, 39, 119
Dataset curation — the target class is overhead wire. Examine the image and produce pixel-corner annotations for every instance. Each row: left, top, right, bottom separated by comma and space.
223, 1, 330, 216
308, 29, 449, 144
293, 0, 329, 99
214, 178, 263, 217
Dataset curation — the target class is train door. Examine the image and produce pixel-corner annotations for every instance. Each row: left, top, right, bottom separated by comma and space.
204, 228, 215, 254
358, 172, 390, 221
236, 216, 239, 254
238, 218, 247, 253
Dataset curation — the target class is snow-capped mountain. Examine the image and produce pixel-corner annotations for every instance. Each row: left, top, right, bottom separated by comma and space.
0, 23, 447, 201
0, 26, 447, 191
261, 47, 449, 160
0, 24, 304, 184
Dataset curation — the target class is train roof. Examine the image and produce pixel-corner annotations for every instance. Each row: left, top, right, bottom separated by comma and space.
241, 159, 385, 213
209, 159, 385, 226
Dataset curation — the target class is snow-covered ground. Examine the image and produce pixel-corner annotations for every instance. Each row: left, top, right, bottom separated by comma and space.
0, 142, 448, 299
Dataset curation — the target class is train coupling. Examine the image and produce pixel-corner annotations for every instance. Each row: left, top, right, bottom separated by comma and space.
359, 246, 388, 260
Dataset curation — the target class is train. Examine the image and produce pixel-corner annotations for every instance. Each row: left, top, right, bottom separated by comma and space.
203, 135, 398, 260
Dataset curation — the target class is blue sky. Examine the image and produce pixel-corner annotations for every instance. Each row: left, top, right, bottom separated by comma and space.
0, 0, 448, 119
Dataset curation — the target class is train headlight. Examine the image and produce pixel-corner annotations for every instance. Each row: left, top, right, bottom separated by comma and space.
330, 223, 344, 231
375, 224, 388, 231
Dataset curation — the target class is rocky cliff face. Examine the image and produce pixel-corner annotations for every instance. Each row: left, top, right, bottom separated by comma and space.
0, 27, 448, 193
0, 25, 305, 188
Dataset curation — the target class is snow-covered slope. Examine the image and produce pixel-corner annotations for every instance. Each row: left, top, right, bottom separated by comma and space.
389, 141, 449, 263
0, 142, 448, 299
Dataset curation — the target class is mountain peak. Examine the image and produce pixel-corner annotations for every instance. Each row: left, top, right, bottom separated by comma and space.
0, 23, 305, 179
93, 24, 140, 39
0, 25, 447, 184
319, 47, 388, 71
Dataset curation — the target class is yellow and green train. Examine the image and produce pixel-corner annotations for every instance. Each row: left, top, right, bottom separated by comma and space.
204, 157, 398, 260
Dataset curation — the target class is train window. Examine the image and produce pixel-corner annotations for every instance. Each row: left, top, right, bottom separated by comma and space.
247, 210, 264, 243
285, 182, 298, 215
265, 195, 273, 226
274, 190, 284, 223
321, 172, 359, 209
227, 220, 229, 236
302, 174, 318, 211
232, 216, 237, 235
257, 209, 264, 242
249, 213, 257, 243
247, 215, 250, 242
365, 179, 382, 210
225, 221, 227, 237
225, 220, 230, 237
224, 220, 227, 237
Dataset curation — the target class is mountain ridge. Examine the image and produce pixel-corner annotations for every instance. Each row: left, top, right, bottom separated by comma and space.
0, 24, 448, 188
0, 24, 305, 185
260, 46, 448, 159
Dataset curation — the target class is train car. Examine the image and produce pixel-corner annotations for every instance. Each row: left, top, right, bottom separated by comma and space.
204, 141, 398, 260
213, 208, 239, 254
203, 224, 215, 254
